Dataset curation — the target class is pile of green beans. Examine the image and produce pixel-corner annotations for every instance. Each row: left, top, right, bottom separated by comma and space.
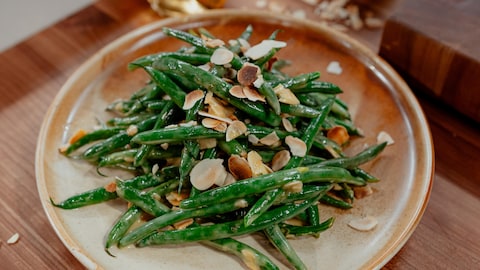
53, 26, 387, 270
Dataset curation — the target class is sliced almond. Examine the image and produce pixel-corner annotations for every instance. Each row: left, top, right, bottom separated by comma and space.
152, 163, 160, 175
204, 94, 235, 119
199, 111, 233, 124
353, 185, 373, 199
126, 125, 138, 136
348, 216, 378, 232
197, 138, 217, 149
377, 131, 394, 145
247, 150, 271, 177
173, 218, 194, 230
7, 233, 19, 245
228, 155, 252, 180
190, 158, 228, 190
223, 172, 237, 186
201, 117, 224, 129
213, 121, 228, 133
166, 191, 189, 206
273, 84, 300, 105
244, 39, 287, 60
326, 61, 343, 75
253, 74, 265, 88
243, 86, 266, 102
283, 180, 303, 193
248, 134, 260, 145
210, 47, 234, 65
229, 85, 246, 98
327, 125, 350, 145
285, 136, 307, 157
259, 131, 280, 146
183, 89, 204, 110
282, 117, 296, 132
226, 120, 247, 142
237, 63, 260, 86
237, 38, 251, 53
205, 38, 225, 48
271, 150, 291, 171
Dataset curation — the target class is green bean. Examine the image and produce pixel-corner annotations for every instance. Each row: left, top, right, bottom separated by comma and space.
351, 167, 379, 183
138, 193, 322, 246
280, 103, 322, 118
258, 82, 281, 115
134, 101, 175, 166
244, 188, 284, 226
277, 72, 321, 89
178, 140, 200, 191
229, 24, 253, 54
136, 66, 186, 108
320, 194, 352, 209
312, 142, 387, 169
51, 174, 164, 209
129, 52, 211, 70
202, 238, 279, 270
132, 125, 224, 145
152, 56, 281, 127
105, 206, 143, 252
82, 115, 159, 160
218, 139, 246, 157
180, 166, 361, 209
291, 81, 342, 94
279, 217, 335, 237
264, 224, 307, 270
284, 98, 333, 169
119, 197, 255, 247
115, 179, 171, 217
63, 127, 123, 155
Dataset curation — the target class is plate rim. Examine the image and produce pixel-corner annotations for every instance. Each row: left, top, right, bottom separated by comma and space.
35, 9, 435, 270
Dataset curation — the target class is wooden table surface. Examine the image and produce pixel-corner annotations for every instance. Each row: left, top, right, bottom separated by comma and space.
1, 0, 479, 269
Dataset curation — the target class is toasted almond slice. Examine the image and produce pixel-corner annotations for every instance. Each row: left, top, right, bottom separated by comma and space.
205, 38, 225, 48
199, 111, 233, 124
152, 163, 160, 175
327, 125, 350, 145
228, 154, 252, 180
237, 38, 251, 53
226, 120, 247, 142
210, 47, 234, 65
285, 135, 307, 157
244, 39, 287, 60
271, 150, 291, 171
348, 216, 378, 232
173, 218, 194, 230
179, 120, 197, 127
247, 150, 270, 177
259, 131, 280, 146
273, 85, 300, 105
160, 143, 169, 150
197, 138, 217, 149
190, 158, 228, 190
326, 61, 343, 75
204, 94, 235, 119
68, 129, 87, 144
223, 172, 237, 186
354, 185, 373, 199
7, 233, 19, 244
248, 134, 260, 145
183, 89, 205, 110
201, 118, 224, 129
282, 117, 296, 132
377, 131, 394, 145
253, 74, 265, 88
126, 125, 138, 136
198, 63, 212, 71
243, 86, 266, 102
166, 191, 189, 206
213, 121, 228, 133
229, 85, 246, 98
237, 63, 260, 86
283, 180, 303, 193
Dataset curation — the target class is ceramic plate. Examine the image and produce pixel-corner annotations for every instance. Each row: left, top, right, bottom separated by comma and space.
36, 10, 434, 270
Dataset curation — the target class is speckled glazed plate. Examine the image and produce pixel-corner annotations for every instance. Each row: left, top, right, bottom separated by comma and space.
36, 10, 434, 270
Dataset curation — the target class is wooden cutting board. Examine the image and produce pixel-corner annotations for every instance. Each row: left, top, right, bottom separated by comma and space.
379, 0, 480, 122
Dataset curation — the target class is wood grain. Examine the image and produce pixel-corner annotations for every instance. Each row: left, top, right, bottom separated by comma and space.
0, 0, 479, 269
379, 0, 480, 122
